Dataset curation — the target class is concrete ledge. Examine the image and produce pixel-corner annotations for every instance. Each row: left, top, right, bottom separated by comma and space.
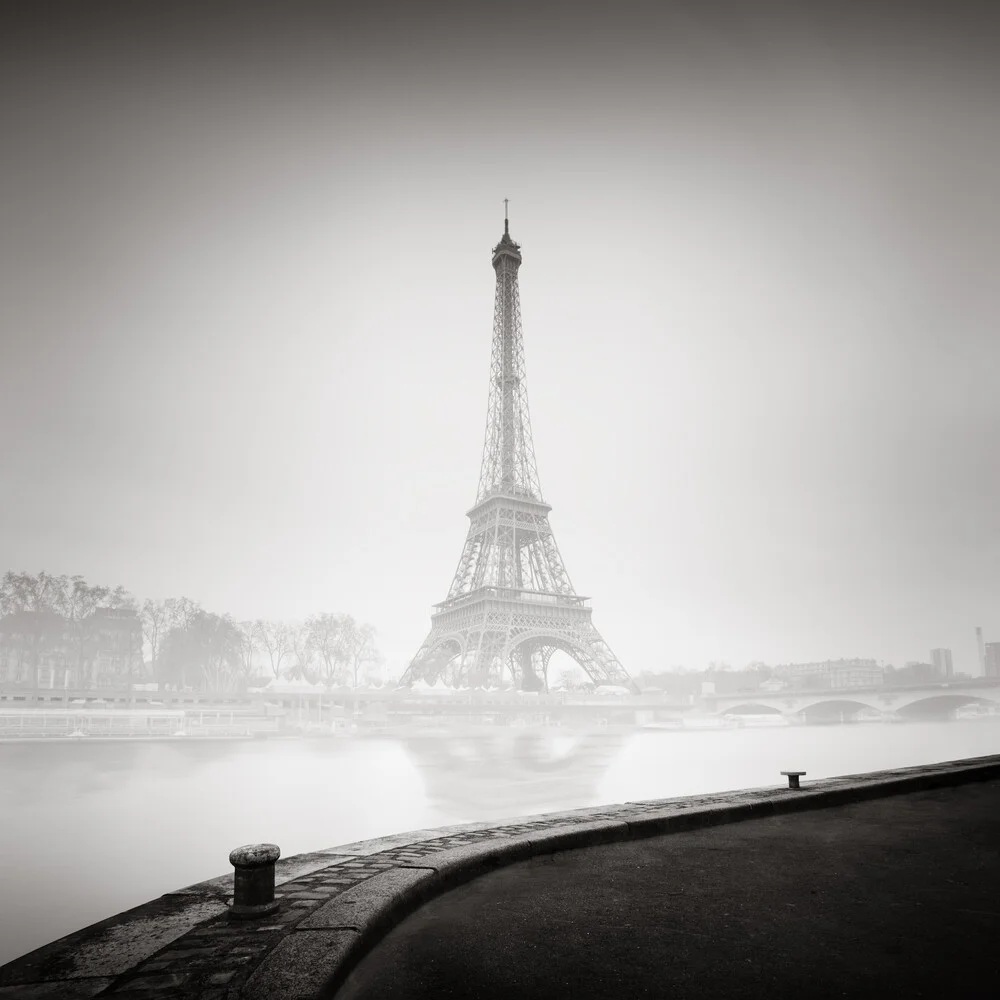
168, 852, 358, 898
242, 930, 358, 1000
4, 754, 1000, 998
305, 756, 1000, 998
0, 894, 227, 986
406, 819, 632, 885
299, 867, 439, 933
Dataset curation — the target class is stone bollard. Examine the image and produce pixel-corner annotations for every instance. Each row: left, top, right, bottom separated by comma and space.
780, 770, 806, 790
228, 843, 281, 920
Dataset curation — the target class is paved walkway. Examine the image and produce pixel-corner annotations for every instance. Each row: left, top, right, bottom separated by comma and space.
335, 781, 1000, 999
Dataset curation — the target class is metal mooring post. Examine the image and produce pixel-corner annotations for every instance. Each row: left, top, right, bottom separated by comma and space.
228, 843, 281, 920
780, 771, 806, 790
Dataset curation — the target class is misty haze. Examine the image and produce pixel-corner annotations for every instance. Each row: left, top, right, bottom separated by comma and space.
2, 0, 999, 994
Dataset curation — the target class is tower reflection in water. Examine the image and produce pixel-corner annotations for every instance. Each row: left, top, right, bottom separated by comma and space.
400, 727, 634, 822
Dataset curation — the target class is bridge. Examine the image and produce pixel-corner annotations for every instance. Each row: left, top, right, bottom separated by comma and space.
376, 697, 671, 731
5, 679, 997, 728
700, 678, 1000, 720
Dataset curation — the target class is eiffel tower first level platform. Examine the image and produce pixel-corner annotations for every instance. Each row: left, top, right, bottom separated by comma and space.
399, 211, 636, 693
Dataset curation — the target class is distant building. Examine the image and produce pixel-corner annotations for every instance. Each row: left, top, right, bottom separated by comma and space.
903, 662, 939, 680
773, 658, 883, 690
87, 607, 144, 687
930, 648, 954, 677
977, 627, 986, 675
986, 642, 1000, 679
0, 611, 74, 686
0, 606, 143, 689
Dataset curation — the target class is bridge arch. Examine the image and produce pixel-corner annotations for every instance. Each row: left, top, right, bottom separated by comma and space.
893, 693, 1000, 718
721, 702, 785, 716
707, 682, 1000, 719
794, 697, 885, 718
504, 631, 605, 690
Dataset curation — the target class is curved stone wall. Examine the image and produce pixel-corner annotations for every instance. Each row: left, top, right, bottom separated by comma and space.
2, 754, 999, 998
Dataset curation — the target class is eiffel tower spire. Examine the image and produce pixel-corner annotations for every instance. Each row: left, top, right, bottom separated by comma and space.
400, 210, 635, 692
476, 203, 542, 506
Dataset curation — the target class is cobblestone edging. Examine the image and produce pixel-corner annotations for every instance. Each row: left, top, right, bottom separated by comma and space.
3, 754, 1000, 999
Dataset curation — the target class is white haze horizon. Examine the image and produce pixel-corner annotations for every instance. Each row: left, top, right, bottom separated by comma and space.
2, 1, 999, 678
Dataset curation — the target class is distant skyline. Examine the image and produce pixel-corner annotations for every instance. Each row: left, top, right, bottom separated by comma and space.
2, 1, 999, 678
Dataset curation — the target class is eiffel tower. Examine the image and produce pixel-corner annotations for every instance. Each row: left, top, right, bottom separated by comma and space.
399, 207, 636, 693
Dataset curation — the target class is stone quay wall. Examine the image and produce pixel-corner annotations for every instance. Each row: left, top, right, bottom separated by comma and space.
3, 754, 1000, 998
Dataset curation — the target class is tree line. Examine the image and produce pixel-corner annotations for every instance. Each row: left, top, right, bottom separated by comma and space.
0, 571, 381, 692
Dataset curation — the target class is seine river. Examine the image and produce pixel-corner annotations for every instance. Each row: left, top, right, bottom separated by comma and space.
2, 717, 999, 966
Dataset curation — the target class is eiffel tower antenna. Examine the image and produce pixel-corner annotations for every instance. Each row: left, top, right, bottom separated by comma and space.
399, 213, 635, 693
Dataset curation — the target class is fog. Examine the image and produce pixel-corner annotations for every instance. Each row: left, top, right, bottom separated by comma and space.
2, 0, 1000, 973
3, 0, 999, 672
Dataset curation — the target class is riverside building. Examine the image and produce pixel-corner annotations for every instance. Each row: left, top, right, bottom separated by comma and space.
773, 658, 884, 690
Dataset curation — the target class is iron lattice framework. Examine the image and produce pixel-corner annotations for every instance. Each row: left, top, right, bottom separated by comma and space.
399, 214, 635, 692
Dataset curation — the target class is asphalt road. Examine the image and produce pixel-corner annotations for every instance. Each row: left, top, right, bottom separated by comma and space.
333, 781, 1000, 999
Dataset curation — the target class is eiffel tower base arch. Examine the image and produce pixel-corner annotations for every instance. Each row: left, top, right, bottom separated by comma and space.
402, 598, 636, 693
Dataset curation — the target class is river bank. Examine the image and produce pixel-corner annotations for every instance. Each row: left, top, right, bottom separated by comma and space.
2, 705, 996, 744
2, 717, 999, 966
3, 755, 999, 998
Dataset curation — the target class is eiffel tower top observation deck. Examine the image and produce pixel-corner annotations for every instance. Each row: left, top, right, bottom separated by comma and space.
399, 209, 635, 692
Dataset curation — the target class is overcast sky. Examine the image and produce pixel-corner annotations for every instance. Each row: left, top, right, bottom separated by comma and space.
2, 0, 999, 676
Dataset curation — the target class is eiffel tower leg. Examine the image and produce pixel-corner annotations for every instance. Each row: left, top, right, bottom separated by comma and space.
539, 646, 556, 693
516, 643, 545, 692
572, 625, 638, 692
453, 649, 472, 688
442, 655, 463, 688
470, 628, 488, 687
399, 628, 464, 687
477, 629, 509, 690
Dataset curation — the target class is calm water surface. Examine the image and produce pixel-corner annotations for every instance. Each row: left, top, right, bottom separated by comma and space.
1, 718, 998, 966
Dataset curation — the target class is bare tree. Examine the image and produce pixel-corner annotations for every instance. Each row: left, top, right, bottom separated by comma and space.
165, 596, 200, 631
258, 620, 293, 679
289, 622, 316, 681
63, 577, 111, 684
140, 599, 171, 674
553, 661, 591, 692
146, 598, 200, 687
305, 612, 349, 687
341, 618, 379, 689
0, 570, 65, 615
1, 571, 390, 696
159, 610, 241, 691
235, 620, 263, 681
